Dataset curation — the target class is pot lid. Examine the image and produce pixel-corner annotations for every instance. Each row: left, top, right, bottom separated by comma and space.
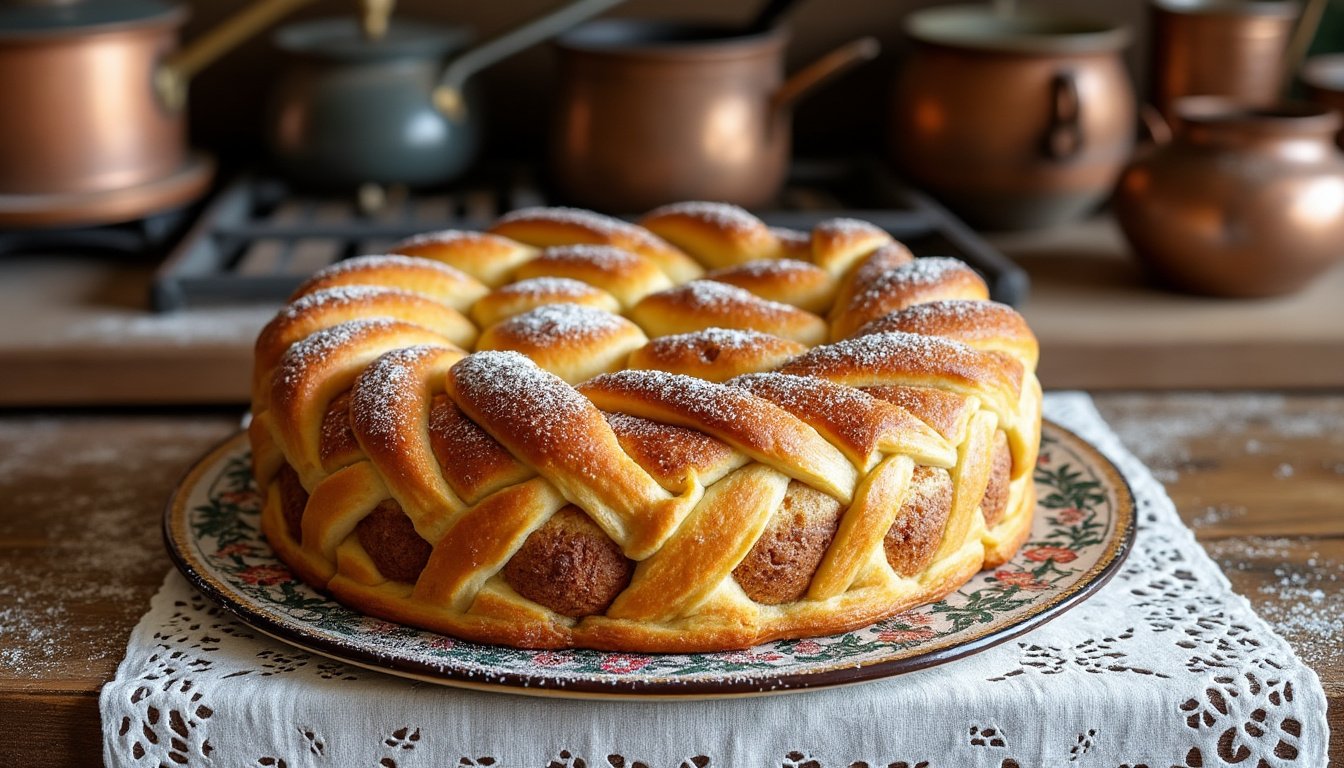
274, 18, 472, 61
905, 4, 1130, 55
0, 0, 183, 38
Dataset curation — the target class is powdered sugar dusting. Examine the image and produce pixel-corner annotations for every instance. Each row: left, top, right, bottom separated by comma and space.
658, 281, 799, 317
538, 244, 645, 269
645, 201, 762, 232
708, 259, 825, 282
278, 285, 408, 321
589, 369, 759, 432
490, 303, 628, 346
859, 257, 973, 298
351, 345, 444, 444
816, 217, 887, 238
309, 253, 473, 281
856, 299, 1015, 338
770, 227, 811, 247
394, 230, 499, 248
278, 318, 398, 386
730, 371, 874, 413
0, 415, 234, 677
492, 277, 605, 299
786, 331, 971, 374
647, 327, 784, 355
449, 351, 602, 463
499, 207, 647, 240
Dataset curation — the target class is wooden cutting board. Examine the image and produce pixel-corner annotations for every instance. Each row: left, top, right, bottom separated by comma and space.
1, 216, 1341, 406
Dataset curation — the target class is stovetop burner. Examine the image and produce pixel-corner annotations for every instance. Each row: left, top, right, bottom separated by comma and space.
0, 208, 195, 258
152, 160, 1027, 311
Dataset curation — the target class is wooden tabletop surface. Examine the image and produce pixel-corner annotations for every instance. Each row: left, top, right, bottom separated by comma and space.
0, 393, 1339, 766
1, 218, 1343, 406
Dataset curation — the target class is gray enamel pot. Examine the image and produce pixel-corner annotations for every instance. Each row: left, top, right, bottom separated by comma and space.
266, 0, 628, 192
266, 18, 480, 191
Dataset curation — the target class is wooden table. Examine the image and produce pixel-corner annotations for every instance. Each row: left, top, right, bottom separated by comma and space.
0, 394, 1339, 766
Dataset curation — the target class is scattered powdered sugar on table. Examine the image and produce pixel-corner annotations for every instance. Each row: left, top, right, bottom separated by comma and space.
1202, 537, 1344, 666
64, 308, 270, 347
0, 415, 235, 676
1102, 393, 1344, 485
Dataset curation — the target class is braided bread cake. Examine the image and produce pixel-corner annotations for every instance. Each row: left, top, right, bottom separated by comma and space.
249, 203, 1042, 652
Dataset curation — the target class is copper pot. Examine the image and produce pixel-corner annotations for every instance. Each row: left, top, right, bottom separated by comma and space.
1115, 98, 1344, 297
0, 0, 350, 225
889, 5, 1135, 231
1302, 53, 1344, 149
550, 21, 879, 212
1149, 0, 1299, 119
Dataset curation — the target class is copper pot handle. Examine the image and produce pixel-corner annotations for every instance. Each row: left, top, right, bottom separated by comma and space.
154, 0, 327, 112
432, 0, 628, 121
1042, 71, 1084, 161
1139, 103, 1173, 146
770, 36, 881, 113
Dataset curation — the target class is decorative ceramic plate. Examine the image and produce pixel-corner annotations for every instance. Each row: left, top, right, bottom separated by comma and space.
164, 420, 1134, 699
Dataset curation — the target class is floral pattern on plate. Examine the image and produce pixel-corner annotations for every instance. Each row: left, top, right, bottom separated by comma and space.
165, 420, 1133, 696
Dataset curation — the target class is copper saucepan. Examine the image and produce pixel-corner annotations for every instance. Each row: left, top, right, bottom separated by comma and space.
550, 21, 880, 212
0, 0, 377, 227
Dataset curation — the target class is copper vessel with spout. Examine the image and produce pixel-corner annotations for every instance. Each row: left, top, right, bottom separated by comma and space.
1116, 97, 1344, 297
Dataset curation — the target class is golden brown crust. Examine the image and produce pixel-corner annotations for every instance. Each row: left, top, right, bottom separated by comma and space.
852, 299, 1039, 370
626, 328, 806, 383
291, 254, 489, 312
629, 280, 828, 346
810, 218, 895, 277
638, 201, 781, 269
471, 277, 621, 329
728, 372, 956, 472
579, 369, 858, 503
318, 390, 360, 472
830, 257, 990, 340
490, 206, 703, 283
779, 331, 1023, 422
502, 506, 634, 617
427, 393, 533, 505
252, 286, 476, 407
251, 205, 1042, 653
476, 303, 649, 385
830, 243, 915, 318
391, 230, 537, 287
603, 411, 747, 490
513, 245, 672, 308
705, 258, 835, 313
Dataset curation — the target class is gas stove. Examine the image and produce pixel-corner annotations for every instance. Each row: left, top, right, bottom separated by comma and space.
151, 159, 1027, 311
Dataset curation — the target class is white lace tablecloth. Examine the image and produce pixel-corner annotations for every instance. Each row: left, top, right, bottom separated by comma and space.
100, 393, 1329, 767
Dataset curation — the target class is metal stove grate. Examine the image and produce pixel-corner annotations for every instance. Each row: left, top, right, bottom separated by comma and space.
152, 160, 1027, 311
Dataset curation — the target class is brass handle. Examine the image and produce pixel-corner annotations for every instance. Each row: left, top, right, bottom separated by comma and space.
1042, 71, 1083, 161
1139, 103, 1173, 146
433, 0, 628, 121
771, 36, 880, 113
155, 0, 320, 112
